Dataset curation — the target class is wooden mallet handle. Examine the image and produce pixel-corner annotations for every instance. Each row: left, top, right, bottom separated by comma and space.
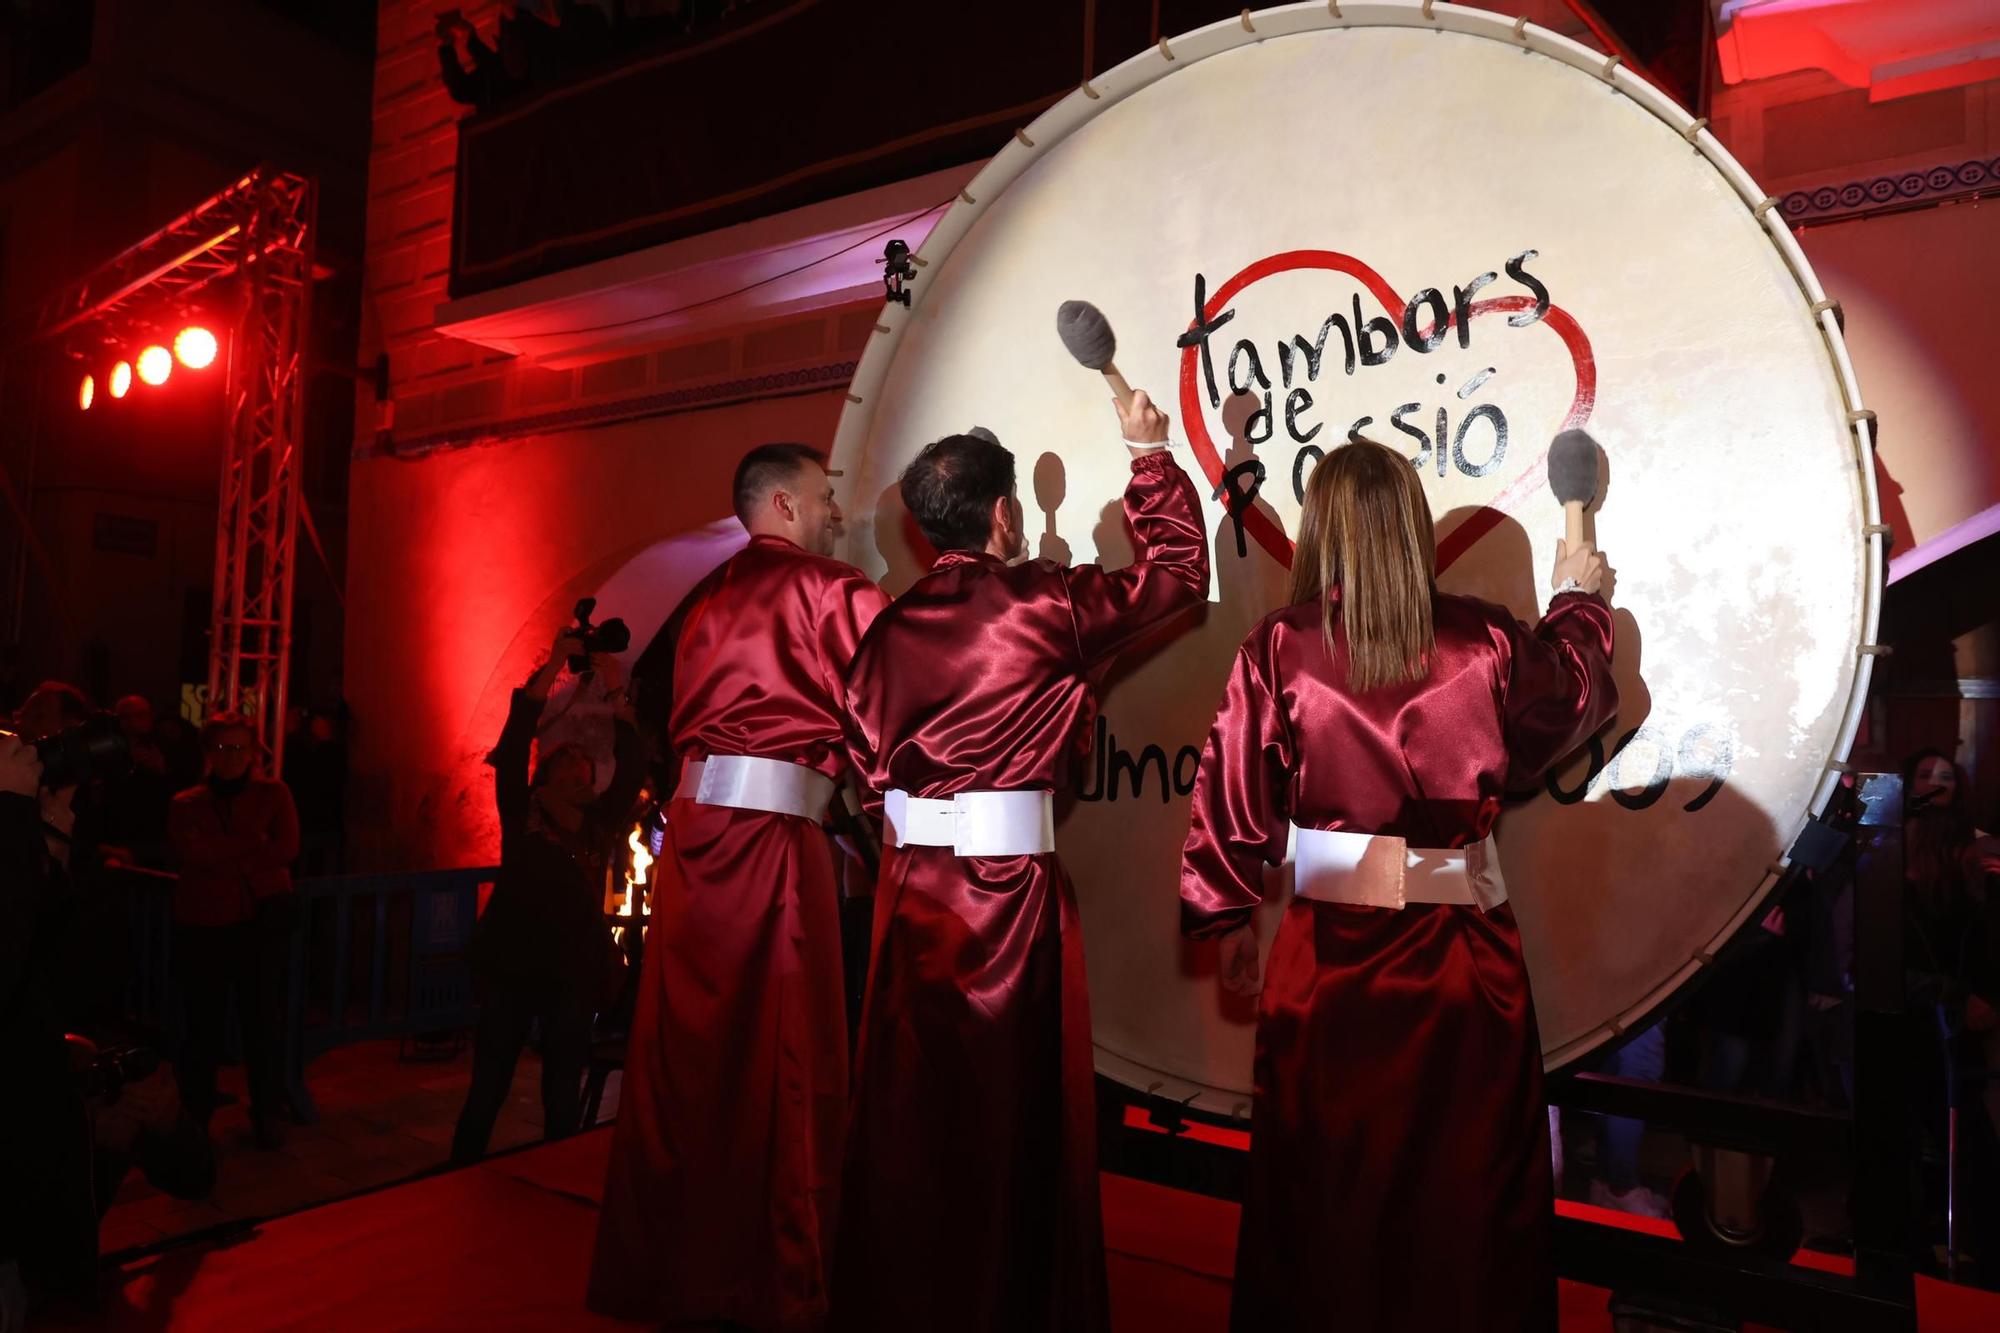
1101, 361, 1135, 411
1564, 499, 1587, 552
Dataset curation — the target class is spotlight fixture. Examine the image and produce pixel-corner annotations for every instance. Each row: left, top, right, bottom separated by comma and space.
175, 326, 218, 370
137, 345, 173, 386
79, 374, 95, 411
110, 360, 132, 399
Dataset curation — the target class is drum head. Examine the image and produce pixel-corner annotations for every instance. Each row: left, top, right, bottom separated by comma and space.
832, 6, 1881, 1115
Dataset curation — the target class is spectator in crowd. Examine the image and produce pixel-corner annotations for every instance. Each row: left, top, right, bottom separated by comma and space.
451, 630, 640, 1166
154, 711, 205, 794
0, 728, 99, 1324
14, 679, 89, 742
11, 681, 97, 879
436, 0, 741, 109
436, 1, 613, 109
1586, 1023, 1671, 1218
99, 695, 174, 870
1901, 747, 2000, 1286
166, 713, 301, 1151
282, 705, 348, 877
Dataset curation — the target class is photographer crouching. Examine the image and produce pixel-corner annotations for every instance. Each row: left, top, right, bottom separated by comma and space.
451, 625, 642, 1165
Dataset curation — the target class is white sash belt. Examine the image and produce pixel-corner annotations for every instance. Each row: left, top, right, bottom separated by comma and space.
884, 789, 1056, 857
674, 755, 835, 821
1291, 827, 1507, 912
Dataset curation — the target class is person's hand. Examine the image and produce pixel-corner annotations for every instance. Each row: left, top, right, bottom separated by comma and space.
551, 627, 585, 660
0, 731, 41, 797
1115, 389, 1170, 447
1218, 925, 1262, 998
100, 844, 138, 869
1551, 538, 1605, 595
1969, 836, 2000, 882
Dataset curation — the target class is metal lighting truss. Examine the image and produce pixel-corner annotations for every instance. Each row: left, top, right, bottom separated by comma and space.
34, 166, 316, 770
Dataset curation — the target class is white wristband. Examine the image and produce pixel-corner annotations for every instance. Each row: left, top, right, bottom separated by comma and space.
1553, 577, 1583, 596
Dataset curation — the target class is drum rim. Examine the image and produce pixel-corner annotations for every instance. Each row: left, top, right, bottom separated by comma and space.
829, 0, 1886, 1097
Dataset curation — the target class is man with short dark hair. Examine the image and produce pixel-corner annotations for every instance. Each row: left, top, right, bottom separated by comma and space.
590, 441, 889, 1331
832, 391, 1208, 1333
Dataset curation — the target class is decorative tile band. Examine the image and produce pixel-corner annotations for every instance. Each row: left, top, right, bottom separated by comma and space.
361, 359, 859, 459
1782, 157, 2000, 226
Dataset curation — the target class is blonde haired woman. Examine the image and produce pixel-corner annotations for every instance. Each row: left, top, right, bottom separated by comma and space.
1180, 440, 1618, 1332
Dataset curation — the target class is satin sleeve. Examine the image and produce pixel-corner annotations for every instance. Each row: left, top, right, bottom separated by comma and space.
840, 644, 886, 816
1179, 629, 1294, 940
816, 572, 892, 716
1064, 449, 1209, 669
825, 574, 892, 815
1501, 590, 1619, 780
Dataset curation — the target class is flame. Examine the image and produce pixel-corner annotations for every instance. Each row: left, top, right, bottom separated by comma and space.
621, 824, 653, 916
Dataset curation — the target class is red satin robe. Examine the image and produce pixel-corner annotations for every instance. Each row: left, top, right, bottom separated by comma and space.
1180, 590, 1617, 1333
834, 450, 1208, 1333
589, 534, 889, 1330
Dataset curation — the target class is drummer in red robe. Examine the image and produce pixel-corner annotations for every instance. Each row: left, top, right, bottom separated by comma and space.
1180, 439, 1617, 1333
833, 392, 1208, 1332
588, 443, 890, 1331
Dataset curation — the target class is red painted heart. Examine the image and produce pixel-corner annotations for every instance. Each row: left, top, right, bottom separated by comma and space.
1177, 249, 1597, 575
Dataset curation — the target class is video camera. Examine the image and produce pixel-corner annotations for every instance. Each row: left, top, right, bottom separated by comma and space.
65, 1035, 160, 1102
2, 713, 130, 789
565, 598, 631, 675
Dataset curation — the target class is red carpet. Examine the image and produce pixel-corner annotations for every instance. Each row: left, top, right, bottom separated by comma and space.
59, 1129, 2000, 1331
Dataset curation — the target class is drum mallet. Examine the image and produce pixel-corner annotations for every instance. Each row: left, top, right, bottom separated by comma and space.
1056, 300, 1135, 410
1548, 427, 1602, 551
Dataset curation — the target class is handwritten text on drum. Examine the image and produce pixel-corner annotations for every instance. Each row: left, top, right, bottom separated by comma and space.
1544, 721, 1736, 812
1072, 714, 1737, 815
1180, 249, 1548, 477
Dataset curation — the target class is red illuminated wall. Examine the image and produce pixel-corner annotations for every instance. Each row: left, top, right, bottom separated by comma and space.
342, 390, 845, 871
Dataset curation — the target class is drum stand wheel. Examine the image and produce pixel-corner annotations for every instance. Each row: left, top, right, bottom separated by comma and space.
1670, 1152, 1806, 1261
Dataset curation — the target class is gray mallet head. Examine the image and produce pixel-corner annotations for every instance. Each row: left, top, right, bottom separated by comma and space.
1056, 300, 1117, 371
1548, 428, 1601, 507
967, 425, 999, 446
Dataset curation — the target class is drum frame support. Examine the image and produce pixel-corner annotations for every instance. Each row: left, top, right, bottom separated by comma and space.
1097, 773, 1919, 1330
1543, 771, 1914, 1330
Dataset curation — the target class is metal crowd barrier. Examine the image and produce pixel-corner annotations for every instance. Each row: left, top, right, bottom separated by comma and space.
113, 864, 500, 1123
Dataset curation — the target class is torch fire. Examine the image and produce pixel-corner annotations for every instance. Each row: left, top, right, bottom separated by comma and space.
622, 823, 653, 917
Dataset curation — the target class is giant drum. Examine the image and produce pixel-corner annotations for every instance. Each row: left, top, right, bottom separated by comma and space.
830, 2, 1884, 1117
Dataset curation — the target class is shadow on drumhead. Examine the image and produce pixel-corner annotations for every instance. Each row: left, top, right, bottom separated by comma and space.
1210, 390, 1291, 634
1440, 504, 1655, 743
871, 481, 935, 598
1501, 774, 1782, 1064
1440, 503, 1538, 624
1033, 451, 1072, 566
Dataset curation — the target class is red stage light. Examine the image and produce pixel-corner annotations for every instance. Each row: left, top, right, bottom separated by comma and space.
110, 361, 132, 399
137, 345, 173, 386
79, 374, 94, 411
175, 326, 218, 370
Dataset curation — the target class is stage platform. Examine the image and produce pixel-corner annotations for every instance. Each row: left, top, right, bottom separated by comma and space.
58, 1128, 2000, 1331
